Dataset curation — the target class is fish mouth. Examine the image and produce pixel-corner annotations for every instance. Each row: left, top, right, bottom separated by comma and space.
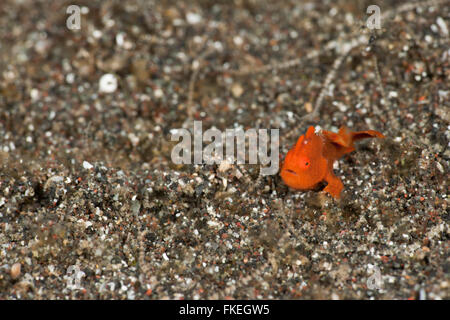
282, 169, 297, 176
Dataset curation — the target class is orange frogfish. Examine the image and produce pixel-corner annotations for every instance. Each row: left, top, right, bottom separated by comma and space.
280, 126, 384, 198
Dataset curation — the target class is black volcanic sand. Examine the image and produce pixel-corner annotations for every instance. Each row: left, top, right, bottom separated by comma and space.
0, 0, 448, 299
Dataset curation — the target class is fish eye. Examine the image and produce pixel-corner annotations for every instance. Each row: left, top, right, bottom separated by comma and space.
298, 156, 311, 170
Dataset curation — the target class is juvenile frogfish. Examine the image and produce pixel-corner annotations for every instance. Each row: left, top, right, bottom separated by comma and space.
280, 126, 384, 198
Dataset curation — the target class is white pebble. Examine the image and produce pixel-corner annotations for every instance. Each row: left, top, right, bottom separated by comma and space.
92, 30, 102, 39
332, 101, 348, 112
436, 17, 449, 36
154, 88, 164, 98
431, 24, 439, 33
388, 91, 398, 98
83, 161, 93, 170
30, 88, 40, 101
436, 162, 444, 173
233, 36, 243, 46
128, 133, 139, 147
186, 12, 202, 25
66, 73, 75, 84
11, 263, 21, 279
116, 32, 125, 46
99, 74, 118, 93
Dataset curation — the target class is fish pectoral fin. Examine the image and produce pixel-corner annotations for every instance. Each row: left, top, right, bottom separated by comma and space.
322, 130, 352, 148
323, 170, 344, 199
323, 128, 384, 148
351, 130, 385, 141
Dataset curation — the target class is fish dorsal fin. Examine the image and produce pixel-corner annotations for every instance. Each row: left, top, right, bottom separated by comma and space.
293, 126, 314, 150
294, 135, 305, 148
305, 126, 316, 139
